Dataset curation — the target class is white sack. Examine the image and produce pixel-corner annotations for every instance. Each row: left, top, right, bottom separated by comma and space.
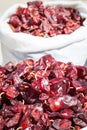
0, 1, 87, 65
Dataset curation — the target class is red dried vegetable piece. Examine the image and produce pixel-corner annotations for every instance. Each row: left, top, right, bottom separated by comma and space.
9, 14, 22, 27
44, 7, 58, 24
50, 78, 70, 96
31, 77, 50, 93
0, 116, 5, 129
48, 95, 78, 112
64, 62, 78, 80
39, 93, 49, 101
73, 117, 87, 128
34, 54, 56, 71
52, 119, 71, 130
20, 110, 31, 129
5, 61, 15, 73
40, 113, 50, 126
76, 66, 87, 79
30, 103, 43, 121
3, 85, 19, 99
60, 109, 74, 119
72, 80, 87, 92
5, 112, 21, 128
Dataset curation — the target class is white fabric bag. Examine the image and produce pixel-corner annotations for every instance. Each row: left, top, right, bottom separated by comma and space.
0, 1, 87, 65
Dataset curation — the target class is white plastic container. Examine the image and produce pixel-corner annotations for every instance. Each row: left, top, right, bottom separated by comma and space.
0, 1, 87, 65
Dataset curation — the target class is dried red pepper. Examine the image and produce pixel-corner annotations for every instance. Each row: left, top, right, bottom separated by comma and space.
8, 1, 85, 37
0, 55, 87, 130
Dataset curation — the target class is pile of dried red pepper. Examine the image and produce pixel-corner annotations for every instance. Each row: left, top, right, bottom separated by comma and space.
8, 1, 85, 37
0, 54, 87, 130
